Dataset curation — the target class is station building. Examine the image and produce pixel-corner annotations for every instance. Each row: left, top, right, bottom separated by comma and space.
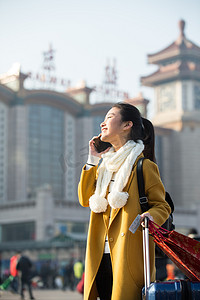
0, 20, 199, 267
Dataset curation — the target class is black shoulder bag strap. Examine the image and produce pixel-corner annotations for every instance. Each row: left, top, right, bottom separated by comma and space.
136, 157, 149, 213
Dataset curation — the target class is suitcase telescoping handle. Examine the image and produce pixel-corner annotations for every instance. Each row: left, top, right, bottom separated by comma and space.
143, 217, 151, 295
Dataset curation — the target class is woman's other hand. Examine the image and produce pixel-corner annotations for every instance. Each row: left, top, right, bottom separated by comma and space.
140, 212, 154, 227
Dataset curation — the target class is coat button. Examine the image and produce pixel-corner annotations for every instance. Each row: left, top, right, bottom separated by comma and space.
121, 232, 125, 237
109, 237, 113, 242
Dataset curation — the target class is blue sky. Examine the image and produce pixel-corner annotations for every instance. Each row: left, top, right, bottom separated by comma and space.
0, 0, 200, 113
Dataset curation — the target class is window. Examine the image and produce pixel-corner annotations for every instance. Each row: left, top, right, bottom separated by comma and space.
28, 104, 64, 199
194, 86, 200, 109
55, 221, 88, 235
1, 222, 35, 242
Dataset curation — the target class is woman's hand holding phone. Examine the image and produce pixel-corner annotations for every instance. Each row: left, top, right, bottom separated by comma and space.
89, 135, 111, 157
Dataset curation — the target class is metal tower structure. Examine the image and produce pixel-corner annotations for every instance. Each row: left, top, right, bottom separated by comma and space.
93, 59, 129, 103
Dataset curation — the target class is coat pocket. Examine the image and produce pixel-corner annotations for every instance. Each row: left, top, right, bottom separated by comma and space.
127, 230, 144, 288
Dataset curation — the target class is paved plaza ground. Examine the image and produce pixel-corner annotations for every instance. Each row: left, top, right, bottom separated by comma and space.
0, 289, 83, 300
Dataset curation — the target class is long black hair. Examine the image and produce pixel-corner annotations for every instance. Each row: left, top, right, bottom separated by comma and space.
113, 102, 156, 163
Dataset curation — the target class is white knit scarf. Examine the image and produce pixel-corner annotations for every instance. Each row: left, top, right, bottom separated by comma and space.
89, 140, 144, 213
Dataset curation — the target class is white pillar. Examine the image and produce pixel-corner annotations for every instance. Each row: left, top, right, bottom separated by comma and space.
36, 184, 54, 241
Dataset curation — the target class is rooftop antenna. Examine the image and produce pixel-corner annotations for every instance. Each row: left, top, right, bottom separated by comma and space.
26, 44, 71, 90
93, 58, 129, 103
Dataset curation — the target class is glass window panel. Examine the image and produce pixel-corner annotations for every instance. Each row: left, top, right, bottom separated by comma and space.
28, 104, 64, 198
2, 222, 35, 242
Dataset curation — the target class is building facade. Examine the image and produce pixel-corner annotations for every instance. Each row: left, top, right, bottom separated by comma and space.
141, 20, 200, 232
0, 19, 200, 266
0, 70, 113, 254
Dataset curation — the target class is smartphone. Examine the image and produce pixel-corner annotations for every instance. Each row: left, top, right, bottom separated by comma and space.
93, 136, 111, 153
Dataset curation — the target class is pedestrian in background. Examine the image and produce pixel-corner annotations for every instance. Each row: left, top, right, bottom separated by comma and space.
63, 259, 74, 291
188, 228, 200, 241
10, 251, 20, 293
74, 260, 83, 286
16, 253, 35, 300
40, 261, 51, 289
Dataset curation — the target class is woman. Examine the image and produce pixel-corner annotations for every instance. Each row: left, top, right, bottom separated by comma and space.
78, 103, 171, 300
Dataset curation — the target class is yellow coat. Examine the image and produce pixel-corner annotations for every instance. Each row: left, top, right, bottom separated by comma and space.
78, 155, 171, 300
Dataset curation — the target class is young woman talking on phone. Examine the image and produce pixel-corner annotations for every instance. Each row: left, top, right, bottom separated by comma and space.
78, 103, 171, 300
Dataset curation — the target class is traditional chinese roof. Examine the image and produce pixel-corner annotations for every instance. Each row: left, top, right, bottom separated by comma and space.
141, 20, 200, 86
148, 20, 200, 64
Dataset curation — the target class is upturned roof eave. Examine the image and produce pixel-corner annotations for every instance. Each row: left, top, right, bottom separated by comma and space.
148, 48, 200, 64
141, 70, 200, 87
147, 37, 200, 65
